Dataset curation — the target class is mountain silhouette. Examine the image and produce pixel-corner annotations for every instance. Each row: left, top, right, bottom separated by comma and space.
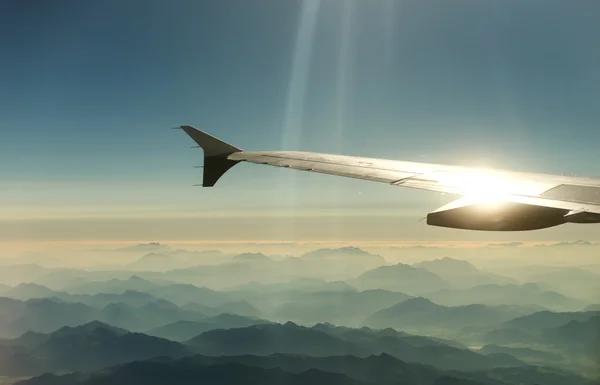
7, 298, 98, 337
4, 283, 56, 301
16, 353, 595, 385
479, 344, 563, 365
232, 252, 273, 262
67, 275, 161, 295
146, 314, 272, 341
146, 283, 230, 307
352, 264, 450, 294
427, 283, 586, 312
365, 297, 535, 331
0, 321, 192, 377
269, 289, 412, 325
504, 310, 600, 332
128, 252, 175, 271
187, 322, 364, 357
186, 322, 524, 371
16, 361, 370, 385
415, 258, 515, 288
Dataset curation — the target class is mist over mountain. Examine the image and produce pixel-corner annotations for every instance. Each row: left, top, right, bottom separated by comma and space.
0, 321, 191, 377
414, 258, 516, 288
225, 277, 358, 294
128, 253, 175, 271
0, 265, 53, 287
232, 252, 273, 262
528, 267, 600, 302
16, 361, 371, 385
268, 289, 413, 326
114, 242, 172, 253
427, 283, 588, 311
1, 244, 599, 384
365, 298, 537, 333
146, 314, 272, 342
66, 275, 161, 295
187, 322, 525, 372
352, 264, 450, 294
4, 283, 56, 301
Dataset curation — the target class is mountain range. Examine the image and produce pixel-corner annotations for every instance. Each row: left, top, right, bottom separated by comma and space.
15, 353, 598, 385
364, 297, 537, 332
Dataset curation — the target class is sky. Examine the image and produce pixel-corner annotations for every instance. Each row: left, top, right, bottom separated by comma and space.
1, 0, 599, 250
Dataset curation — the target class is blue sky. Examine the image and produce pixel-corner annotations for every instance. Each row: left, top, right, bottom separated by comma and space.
1, 0, 599, 244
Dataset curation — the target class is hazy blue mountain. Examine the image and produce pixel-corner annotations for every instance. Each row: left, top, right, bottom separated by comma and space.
16, 361, 370, 385
269, 289, 412, 326
232, 252, 273, 262
7, 298, 99, 337
66, 275, 161, 295
352, 264, 450, 294
146, 284, 231, 307
300, 247, 387, 277
171, 353, 453, 385
528, 267, 600, 302
39, 270, 165, 291
0, 321, 192, 377
96, 300, 204, 332
64, 290, 160, 308
179, 300, 261, 318
585, 304, 600, 311
365, 298, 536, 331
540, 315, 600, 363
128, 252, 175, 271
0, 264, 51, 286
217, 300, 263, 317
479, 344, 563, 365
504, 310, 600, 332
482, 328, 539, 345
12, 321, 128, 351
12, 331, 50, 349
100, 302, 146, 331
160, 248, 383, 288
174, 354, 595, 385
445, 366, 599, 385
145, 320, 218, 342
427, 283, 586, 311
227, 278, 357, 294
186, 322, 524, 372
415, 258, 516, 288
115, 242, 171, 253
187, 322, 364, 357
4, 283, 170, 311
20, 353, 594, 385
312, 323, 467, 350
146, 314, 272, 341
129, 300, 204, 329
162, 263, 259, 288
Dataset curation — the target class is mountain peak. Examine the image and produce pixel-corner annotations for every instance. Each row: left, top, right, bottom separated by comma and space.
232, 253, 272, 261
416, 257, 478, 271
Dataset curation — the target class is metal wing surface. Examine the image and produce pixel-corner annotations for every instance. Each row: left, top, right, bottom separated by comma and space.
177, 125, 600, 231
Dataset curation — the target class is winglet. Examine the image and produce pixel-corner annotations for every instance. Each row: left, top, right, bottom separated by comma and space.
180, 125, 242, 156
177, 126, 243, 187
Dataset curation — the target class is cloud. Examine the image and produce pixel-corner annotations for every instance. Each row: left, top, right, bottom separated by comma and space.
533, 240, 598, 248
487, 242, 524, 248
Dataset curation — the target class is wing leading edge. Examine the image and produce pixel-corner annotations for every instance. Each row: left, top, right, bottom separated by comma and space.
177, 125, 600, 231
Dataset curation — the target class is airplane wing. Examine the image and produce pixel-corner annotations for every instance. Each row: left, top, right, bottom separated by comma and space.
176, 125, 600, 231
